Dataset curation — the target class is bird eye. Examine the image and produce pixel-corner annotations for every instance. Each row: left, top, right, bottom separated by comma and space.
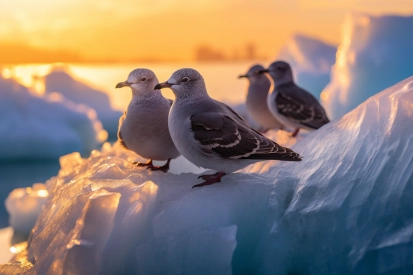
182, 77, 189, 83
277, 67, 282, 71
141, 77, 147, 81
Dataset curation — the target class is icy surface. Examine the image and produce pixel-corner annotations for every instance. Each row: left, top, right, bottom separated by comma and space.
277, 34, 336, 98
322, 13, 413, 119
45, 69, 123, 139
0, 76, 107, 160
2, 76, 413, 274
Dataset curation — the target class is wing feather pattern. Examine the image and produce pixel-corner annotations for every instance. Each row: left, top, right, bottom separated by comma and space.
190, 107, 301, 161
276, 84, 330, 129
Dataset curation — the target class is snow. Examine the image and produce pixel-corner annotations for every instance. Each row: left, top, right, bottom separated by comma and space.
0, 76, 107, 160
2, 75, 413, 274
322, 13, 413, 119
45, 68, 123, 139
277, 34, 337, 99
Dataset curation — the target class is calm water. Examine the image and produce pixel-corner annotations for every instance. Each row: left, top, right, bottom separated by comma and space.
0, 161, 60, 228
0, 62, 255, 228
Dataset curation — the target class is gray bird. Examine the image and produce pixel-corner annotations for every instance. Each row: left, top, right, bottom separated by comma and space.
116, 68, 180, 172
239, 64, 284, 132
258, 61, 330, 137
154, 68, 302, 187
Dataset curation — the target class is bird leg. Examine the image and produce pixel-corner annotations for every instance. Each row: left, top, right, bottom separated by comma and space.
290, 128, 300, 137
133, 159, 154, 168
147, 159, 171, 173
193, 172, 226, 188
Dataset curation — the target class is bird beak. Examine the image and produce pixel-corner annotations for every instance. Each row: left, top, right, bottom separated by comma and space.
116, 81, 131, 88
154, 81, 173, 90
238, 74, 248, 78
256, 69, 269, 75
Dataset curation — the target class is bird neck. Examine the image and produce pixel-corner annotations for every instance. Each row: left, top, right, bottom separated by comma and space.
272, 78, 294, 89
174, 91, 209, 106
131, 89, 163, 102
248, 78, 271, 96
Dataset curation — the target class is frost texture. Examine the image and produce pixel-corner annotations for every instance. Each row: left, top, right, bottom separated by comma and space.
277, 34, 337, 99
2, 77, 413, 274
0, 76, 107, 160
45, 69, 123, 139
322, 13, 413, 119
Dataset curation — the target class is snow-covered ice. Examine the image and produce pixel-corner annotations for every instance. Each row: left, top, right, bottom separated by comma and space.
45, 68, 123, 140
276, 34, 337, 99
322, 13, 413, 119
0, 76, 107, 160
2, 75, 413, 274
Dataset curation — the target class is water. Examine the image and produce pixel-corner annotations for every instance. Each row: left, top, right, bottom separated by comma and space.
0, 62, 254, 228
0, 161, 60, 228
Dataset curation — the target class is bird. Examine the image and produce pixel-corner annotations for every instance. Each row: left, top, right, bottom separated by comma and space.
257, 61, 330, 137
239, 64, 284, 132
115, 68, 180, 172
154, 68, 302, 187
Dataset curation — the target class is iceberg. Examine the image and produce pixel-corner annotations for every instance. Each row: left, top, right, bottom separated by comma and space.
2, 76, 413, 274
322, 13, 413, 119
45, 69, 123, 140
0, 76, 107, 160
276, 34, 337, 99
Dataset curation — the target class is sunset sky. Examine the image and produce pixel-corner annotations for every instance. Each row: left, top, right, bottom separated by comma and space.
1, 0, 413, 63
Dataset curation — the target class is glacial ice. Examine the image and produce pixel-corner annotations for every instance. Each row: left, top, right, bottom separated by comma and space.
0, 76, 107, 160
45, 68, 123, 140
277, 34, 337, 99
2, 76, 413, 274
322, 13, 413, 119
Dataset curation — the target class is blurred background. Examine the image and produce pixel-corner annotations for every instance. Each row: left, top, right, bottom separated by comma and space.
1, 0, 413, 230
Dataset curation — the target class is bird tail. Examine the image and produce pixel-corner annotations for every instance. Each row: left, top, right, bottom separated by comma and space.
242, 152, 302, 161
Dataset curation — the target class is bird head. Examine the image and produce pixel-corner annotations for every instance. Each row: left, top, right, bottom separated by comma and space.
239, 64, 269, 82
257, 61, 294, 84
116, 68, 159, 95
154, 68, 207, 98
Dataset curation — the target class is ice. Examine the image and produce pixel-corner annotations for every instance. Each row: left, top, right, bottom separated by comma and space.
5, 184, 48, 236
0, 227, 13, 264
2, 76, 413, 274
277, 34, 337, 99
45, 68, 123, 139
322, 13, 413, 119
0, 76, 107, 160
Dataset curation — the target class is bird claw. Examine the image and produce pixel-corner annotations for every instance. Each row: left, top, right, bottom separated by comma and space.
146, 166, 169, 173
193, 172, 226, 188
133, 160, 154, 168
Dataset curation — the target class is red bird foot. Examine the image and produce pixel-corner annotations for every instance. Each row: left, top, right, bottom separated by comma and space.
132, 159, 154, 168
290, 128, 300, 137
146, 159, 171, 173
193, 172, 226, 188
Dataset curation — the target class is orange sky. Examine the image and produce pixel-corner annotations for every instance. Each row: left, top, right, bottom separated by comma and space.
1, 0, 413, 63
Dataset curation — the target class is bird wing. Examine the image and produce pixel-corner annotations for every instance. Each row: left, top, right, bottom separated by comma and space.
276, 84, 330, 129
117, 111, 129, 149
190, 110, 301, 161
